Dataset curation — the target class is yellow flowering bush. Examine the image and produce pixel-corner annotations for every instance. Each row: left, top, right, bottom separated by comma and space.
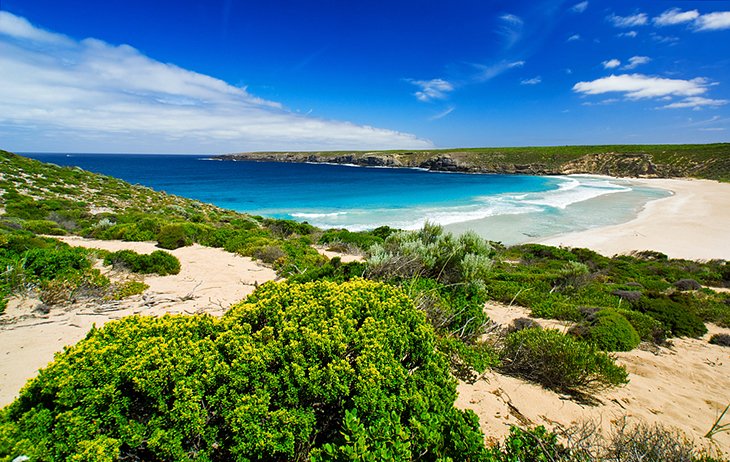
0, 279, 488, 461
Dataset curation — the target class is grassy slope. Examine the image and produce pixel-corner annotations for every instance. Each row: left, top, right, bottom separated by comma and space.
224, 143, 730, 181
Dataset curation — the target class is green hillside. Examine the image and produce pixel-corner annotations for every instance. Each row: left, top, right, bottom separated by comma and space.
221, 143, 730, 181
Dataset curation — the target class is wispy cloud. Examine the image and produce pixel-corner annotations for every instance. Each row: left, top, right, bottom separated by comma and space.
521, 76, 542, 85
618, 30, 638, 38
661, 96, 728, 109
694, 11, 730, 31
573, 73, 709, 99
602, 59, 621, 69
0, 11, 432, 152
497, 13, 524, 49
653, 8, 699, 26
608, 13, 648, 28
651, 33, 680, 44
472, 60, 525, 83
567, 34, 581, 42
409, 78, 454, 102
571, 2, 588, 14
621, 56, 651, 70
429, 106, 455, 121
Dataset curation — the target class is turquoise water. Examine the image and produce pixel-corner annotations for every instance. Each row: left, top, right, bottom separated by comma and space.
24, 154, 671, 244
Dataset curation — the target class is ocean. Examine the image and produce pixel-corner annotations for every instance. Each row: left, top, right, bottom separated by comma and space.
23, 153, 671, 245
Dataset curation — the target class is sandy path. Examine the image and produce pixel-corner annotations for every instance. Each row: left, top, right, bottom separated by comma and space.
537, 178, 730, 261
456, 303, 730, 456
0, 237, 277, 406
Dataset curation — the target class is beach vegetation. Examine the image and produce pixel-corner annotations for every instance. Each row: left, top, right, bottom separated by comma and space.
155, 223, 191, 249
498, 327, 628, 393
632, 297, 708, 338
568, 309, 641, 352
108, 280, 149, 300
0, 280, 489, 461
482, 243, 730, 348
103, 249, 181, 276
675, 278, 702, 291
709, 333, 730, 347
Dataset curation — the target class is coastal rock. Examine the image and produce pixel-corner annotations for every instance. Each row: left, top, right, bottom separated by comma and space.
419, 155, 462, 171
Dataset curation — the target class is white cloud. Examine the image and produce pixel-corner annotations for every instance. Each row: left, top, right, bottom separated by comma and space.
662, 97, 728, 109
571, 2, 589, 14
622, 56, 651, 70
472, 60, 525, 83
567, 34, 581, 42
497, 14, 524, 48
429, 106, 455, 121
0, 12, 432, 152
694, 11, 730, 31
521, 76, 542, 85
618, 31, 638, 38
651, 33, 680, 44
410, 78, 454, 102
573, 73, 709, 99
653, 8, 699, 26
602, 59, 621, 69
608, 13, 648, 28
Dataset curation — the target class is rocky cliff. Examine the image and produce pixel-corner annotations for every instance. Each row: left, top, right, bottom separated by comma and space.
217, 144, 730, 180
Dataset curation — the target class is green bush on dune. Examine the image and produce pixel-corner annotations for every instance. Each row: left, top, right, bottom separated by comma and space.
499, 327, 628, 393
570, 309, 641, 352
0, 280, 489, 461
103, 249, 180, 276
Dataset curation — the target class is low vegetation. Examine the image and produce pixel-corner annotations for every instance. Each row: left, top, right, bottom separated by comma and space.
489, 421, 724, 461
103, 249, 181, 276
483, 244, 729, 342
0, 280, 489, 461
499, 327, 628, 394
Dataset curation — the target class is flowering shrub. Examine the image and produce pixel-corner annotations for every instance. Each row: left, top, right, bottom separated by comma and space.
0, 279, 488, 461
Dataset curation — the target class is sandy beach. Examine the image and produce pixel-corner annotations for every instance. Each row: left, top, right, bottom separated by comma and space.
537, 177, 730, 261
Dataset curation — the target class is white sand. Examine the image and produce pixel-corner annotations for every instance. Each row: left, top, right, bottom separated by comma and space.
456, 303, 730, 456
537, 178, 730, 261
0, 237, 277, 406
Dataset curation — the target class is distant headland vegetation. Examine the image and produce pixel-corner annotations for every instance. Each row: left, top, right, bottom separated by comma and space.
219, 143, 730, 181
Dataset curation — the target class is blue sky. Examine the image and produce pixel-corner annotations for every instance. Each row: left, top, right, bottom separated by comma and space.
0, 0, 729, 153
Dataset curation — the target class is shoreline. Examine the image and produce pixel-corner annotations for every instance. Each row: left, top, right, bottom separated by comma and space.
535, 177, 730, 261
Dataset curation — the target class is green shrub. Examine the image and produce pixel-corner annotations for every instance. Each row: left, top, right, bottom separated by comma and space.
156, 223, 191, 250
318, 228, 384, 252
108, 280, 149, 300
499, 328, 628, 393
367, 224, 493, 284
572, 309, 641, 352
22, 220, 66, 235
0, 280, 489, 461
104, 249, 180, 276
616, 308, 666, 343
23, 247, 92, 280
633, 297, 708, 337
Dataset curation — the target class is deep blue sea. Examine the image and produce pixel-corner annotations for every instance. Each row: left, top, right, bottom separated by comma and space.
23, 153, 671, 244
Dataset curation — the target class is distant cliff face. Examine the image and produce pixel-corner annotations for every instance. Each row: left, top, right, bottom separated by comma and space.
217, 145, 730, 180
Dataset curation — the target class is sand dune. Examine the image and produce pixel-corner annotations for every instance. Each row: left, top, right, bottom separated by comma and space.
0, 237, 278, 406
456, 303, 730, 457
